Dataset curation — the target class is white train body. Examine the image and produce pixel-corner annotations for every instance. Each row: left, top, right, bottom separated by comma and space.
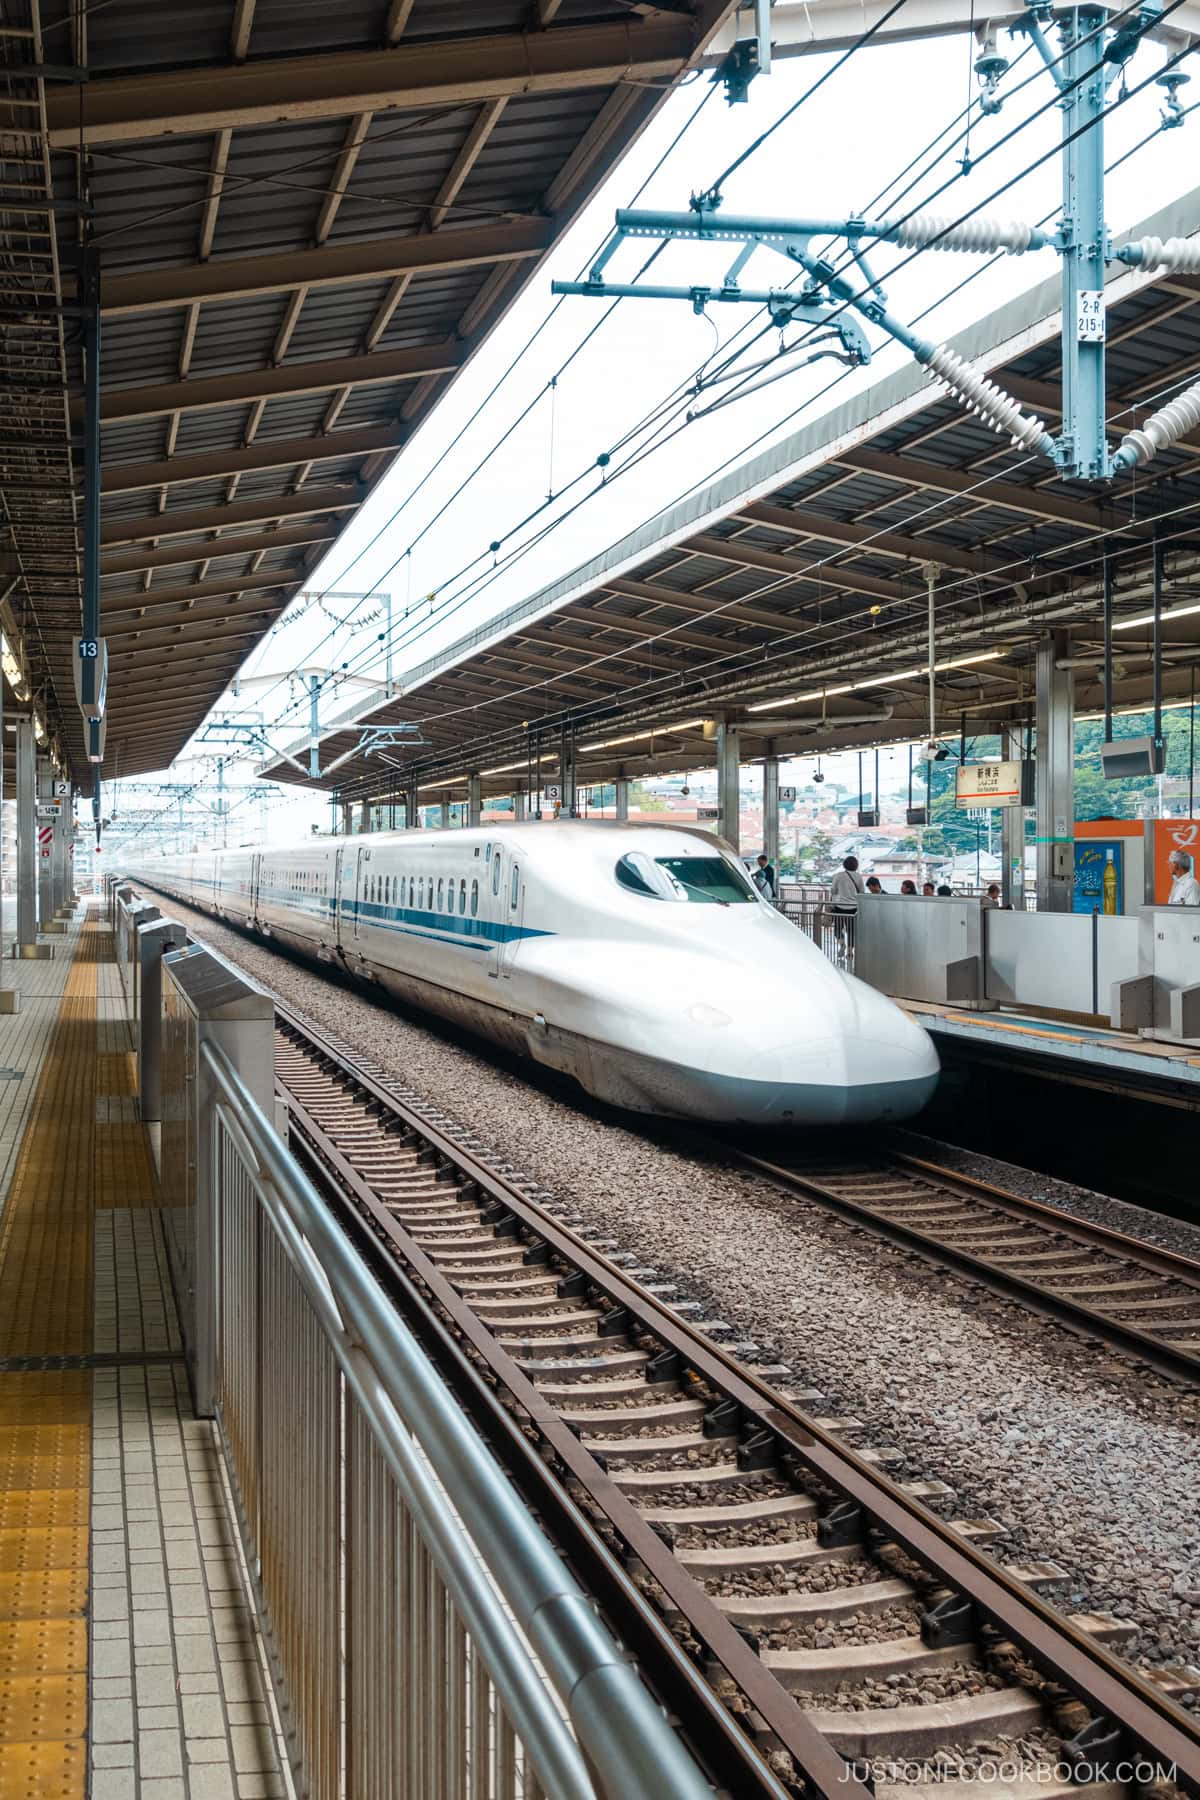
125, 822, 938, 1126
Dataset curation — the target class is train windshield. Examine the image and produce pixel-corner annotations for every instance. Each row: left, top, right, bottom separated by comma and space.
615, 853, 756, 905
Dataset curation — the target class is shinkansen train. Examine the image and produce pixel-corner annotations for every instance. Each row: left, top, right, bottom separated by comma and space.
124, 822, 939, 1126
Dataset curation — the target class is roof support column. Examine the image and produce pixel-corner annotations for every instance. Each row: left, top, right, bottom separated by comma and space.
36, 759, 53, 931
340, 801, 352, 836
51, 811, 68, 916
1001, 723, 1027, 912
559, 725, 577, 818
716, 720, 741, 853
513, 791, 527, 822
358, 799, 370, 835
762, 746, 780, 881
1035, 633, 1075, 913
0, 679, 15, 1001
614, 771, 629, 823
467, 773, 482, 829
405, 785, 419, 829
440, 792, 452, 828
15, 721, 41, 954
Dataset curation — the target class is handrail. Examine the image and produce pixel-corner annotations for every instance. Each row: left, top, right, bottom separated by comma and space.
200, 1038, 712, 1800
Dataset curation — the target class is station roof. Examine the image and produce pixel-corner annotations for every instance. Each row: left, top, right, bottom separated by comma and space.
260, 183, 1200, 800
0, 0, 738, 792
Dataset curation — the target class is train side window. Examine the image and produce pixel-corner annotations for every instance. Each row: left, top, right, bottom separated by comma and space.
492, 855, 502, 896
510, 866, 520, 909
445, 880, 454, 914
470, 879, 478, 917
436, 877, 444, 909
458, 879, 466, 915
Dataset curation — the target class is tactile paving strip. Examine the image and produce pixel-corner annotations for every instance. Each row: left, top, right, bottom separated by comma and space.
0, 926, 96, 1798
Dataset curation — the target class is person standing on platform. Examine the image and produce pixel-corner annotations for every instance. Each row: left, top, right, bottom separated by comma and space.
753, 853, 776, 901
828, 855, 863, 962
982, 883, 1002, 908
899, 879, 918, 895
830, 855, 864, 916
1168, 849, 1200, 905
921, 881, 936, 896
865, 876, 884, 895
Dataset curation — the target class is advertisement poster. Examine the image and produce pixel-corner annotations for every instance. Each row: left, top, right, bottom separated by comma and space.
1151, 820, 1200, 901
1074, 839, 1124, 914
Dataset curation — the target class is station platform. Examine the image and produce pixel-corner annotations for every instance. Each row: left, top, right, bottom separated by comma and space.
902, 998, 1200, 1106
0, 903, 284, 1800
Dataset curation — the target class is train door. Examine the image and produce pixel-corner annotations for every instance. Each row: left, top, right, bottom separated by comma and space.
484, 844, 504, 979
352, 846, 368, 942
499, 855, 523, 978
331, 847, 343, 944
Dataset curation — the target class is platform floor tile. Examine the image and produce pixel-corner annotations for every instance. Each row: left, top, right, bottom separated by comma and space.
0, 909, 288, 1800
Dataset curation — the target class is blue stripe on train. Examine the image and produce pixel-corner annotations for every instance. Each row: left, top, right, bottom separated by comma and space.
187, 875, 551, 951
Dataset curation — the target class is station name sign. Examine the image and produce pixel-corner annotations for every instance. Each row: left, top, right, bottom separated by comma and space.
954, 760, 1033, 809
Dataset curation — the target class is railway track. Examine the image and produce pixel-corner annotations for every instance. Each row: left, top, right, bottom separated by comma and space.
730, 1146, 1200, 1387
272, 1000, 1199, 1800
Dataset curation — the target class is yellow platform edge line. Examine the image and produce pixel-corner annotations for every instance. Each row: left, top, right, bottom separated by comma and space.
0, 920, 101, 1796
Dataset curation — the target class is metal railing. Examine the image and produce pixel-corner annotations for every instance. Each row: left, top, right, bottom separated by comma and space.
778, 886, 857, 971
201, 1038, 711, 1800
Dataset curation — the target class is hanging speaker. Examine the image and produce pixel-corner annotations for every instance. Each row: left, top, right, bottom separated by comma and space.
906, 806, 928, 826
857, 808, 880, 828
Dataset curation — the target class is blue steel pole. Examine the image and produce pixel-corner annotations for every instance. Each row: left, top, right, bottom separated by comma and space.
83, 251, 102, 844
1059, 6, 1111, 480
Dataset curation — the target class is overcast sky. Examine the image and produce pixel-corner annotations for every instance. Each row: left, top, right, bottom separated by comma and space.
115, 23, 1197, 848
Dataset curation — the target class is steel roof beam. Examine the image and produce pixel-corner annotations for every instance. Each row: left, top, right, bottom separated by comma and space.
106, 604, 279, 646
99, 217, 554, 316
478, 641, 630, 688
605, 576, 792, 634
100, 484, 361, 548
92, 343, 462, 424
100, 568, 296, 615
46, 21, 698, 146
106, 663, 251, 705
838, 449, 1109, 531
683, 532, 913, 604
100, 426, 400, 496
535, 602, 741, 657
737, 501, 1016, 580
100, 522, 335, 577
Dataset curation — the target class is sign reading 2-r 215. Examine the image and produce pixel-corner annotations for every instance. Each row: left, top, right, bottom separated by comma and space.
1076, 292, 1105, 342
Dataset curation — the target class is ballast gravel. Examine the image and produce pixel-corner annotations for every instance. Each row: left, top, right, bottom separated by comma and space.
157, 902, 1200, 1675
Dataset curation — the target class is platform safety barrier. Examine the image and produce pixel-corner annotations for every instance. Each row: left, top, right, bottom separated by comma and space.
158, 941, 708, 1800
114, 891, 160, 1021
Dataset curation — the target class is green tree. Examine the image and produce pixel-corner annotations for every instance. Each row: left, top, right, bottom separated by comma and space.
796, 829, 837, 880
631, 782, 667, 812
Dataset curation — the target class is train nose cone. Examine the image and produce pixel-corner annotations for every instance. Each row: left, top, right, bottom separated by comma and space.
722, 973, 939, 1125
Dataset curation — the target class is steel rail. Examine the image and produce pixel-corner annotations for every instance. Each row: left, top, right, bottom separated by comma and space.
272, 1002, 1200, 1794
199, 1035, 715, 1800
729, 1143, 1200, 1387
280, 1088, 815, 1800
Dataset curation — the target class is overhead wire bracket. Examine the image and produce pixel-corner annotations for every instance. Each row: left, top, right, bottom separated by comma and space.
555, 2, 1196, 484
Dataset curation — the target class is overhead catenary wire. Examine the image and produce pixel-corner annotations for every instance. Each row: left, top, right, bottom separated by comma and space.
127, 12, 1195, 832
294, 0, 1183, 704
207, 1, 939, 741
331, 356, 1200, 762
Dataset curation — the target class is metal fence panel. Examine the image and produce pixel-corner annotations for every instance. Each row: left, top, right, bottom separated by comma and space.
181, 1014, 711, 1800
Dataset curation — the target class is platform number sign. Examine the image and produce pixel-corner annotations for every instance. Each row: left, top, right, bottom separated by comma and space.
78, 639, 99, 658
1077, 291, 1105, 342
778, 786, 797, 803
543, 784, 561, 803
